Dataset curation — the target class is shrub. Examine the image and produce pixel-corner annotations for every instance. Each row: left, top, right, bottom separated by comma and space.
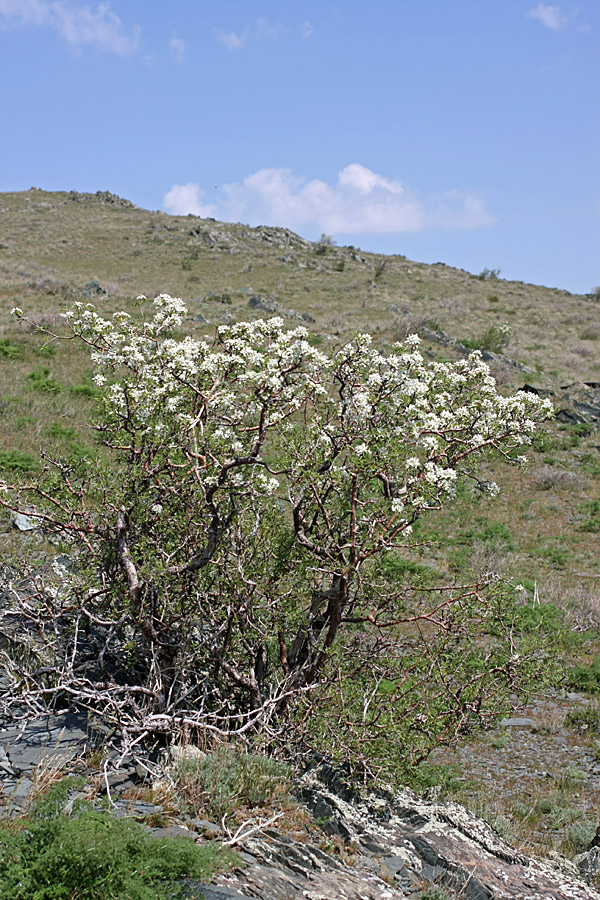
567, 657, 600, 695
27, 366, 62, 394
2, 296, 554, 783
565, 705, 600, 732
0, 450, 40, 472
0, 777, 235, 900
463, 324, 511, 355
478, 267, 501, 280
172, 745, 290, 819
0, 338, 21, 359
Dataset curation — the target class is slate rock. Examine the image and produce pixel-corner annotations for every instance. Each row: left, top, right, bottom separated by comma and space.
0, 710, 93, 775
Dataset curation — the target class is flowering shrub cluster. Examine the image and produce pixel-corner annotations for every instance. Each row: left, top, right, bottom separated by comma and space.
3, 295, 554, 780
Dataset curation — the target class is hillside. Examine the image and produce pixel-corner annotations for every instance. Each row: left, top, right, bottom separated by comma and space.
1, 188, 600, 870
1, 187, 598, 387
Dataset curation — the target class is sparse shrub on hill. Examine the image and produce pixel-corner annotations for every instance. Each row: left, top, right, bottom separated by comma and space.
1, 296, 554, 782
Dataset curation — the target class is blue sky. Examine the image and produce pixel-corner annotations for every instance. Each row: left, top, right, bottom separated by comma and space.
1, 1, 598, 293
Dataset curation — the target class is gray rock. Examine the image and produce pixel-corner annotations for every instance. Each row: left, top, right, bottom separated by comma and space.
248, 295, 277, 313
151, 824, 196, 840
10, 511, 40, 531
499, 717, 537, 729
81, 280, 107, 299
0, 743, 18, 776
0, 711, 93, 775
7, 776, 33, 801
575, 848, 600, 884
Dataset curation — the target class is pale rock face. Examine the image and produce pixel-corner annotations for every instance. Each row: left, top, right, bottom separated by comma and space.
212, 767, 600, 900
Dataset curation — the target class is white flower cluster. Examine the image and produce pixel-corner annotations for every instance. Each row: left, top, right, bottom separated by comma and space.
60, 295, 552, 544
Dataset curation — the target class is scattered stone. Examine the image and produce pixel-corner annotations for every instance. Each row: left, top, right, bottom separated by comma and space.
151, 824, 197, 841
10, 511, 40, 532
522, 383, 600, 429
500, 717, 537, 729
0, 711, 95, 775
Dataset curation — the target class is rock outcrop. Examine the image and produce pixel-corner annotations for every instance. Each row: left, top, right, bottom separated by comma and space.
210, 765, 600, 899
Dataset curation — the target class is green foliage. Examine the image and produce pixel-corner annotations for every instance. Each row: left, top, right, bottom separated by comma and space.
69, 372, 101, 399
567, 657, 600, 695
576, 499, 600, 533
44, 421, 93, 462
172, 745, 291, 819
535, 543, 569, 568
45, 422, 80, 442
462, 323, 511, 354
557, 423, 594, 450
0, 449, 40, 472
419, 887, 453, 900
36, 343, 57, 357
405, 764, 464, 799
473, 521, 514, 549
512, 602, 564, 635
1, 298, 555, 785
315, 234, 335, 254
564, 705, 600, 732
0, 778, 234, 900
478, 267, 501, 281
0, 338, 21, 359
379, 553, 439, 584
27, 367, 62, 394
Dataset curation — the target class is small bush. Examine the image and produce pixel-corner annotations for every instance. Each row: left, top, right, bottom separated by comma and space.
70, 373, 101, 399
380, 553, 439, 584
406, 764, 464, 800
36, 343, 57, 357
536, 543, 569, 568
567, 657, 600, 695
172, 745, 291, 820
461, 323, 511, 354
565, 705, 600, 733
512, 602, 565, 635
27, 367, 62, 394
0, 338, 21, 359
576, 499, 600, 533
45, 422, 80, 442
0, 777, 235, 900
0, 450, 40, 472
478, 267, 501, 281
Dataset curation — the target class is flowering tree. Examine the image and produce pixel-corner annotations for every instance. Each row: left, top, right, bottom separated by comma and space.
2, 296, 553, 779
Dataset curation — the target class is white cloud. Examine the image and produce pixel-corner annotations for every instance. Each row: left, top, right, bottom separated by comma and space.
169, 32, 185, 63
0, 0, 140, 54
214, 26, 247, 50
163, 183, 217, 219
214, 17, 313, 50
163, 164, 494, 236
526, 4, 569, 31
